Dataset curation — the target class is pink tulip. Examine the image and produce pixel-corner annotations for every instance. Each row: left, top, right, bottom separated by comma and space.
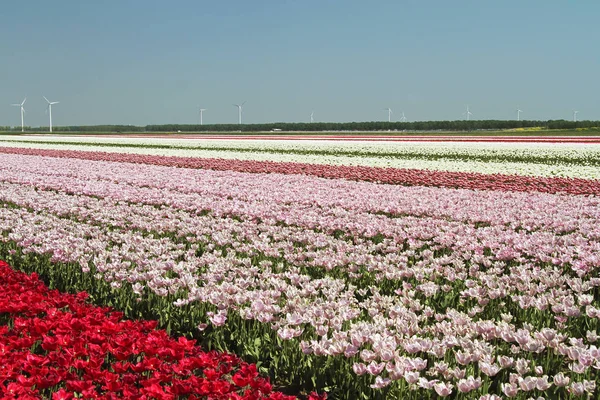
433, 382, 453, 397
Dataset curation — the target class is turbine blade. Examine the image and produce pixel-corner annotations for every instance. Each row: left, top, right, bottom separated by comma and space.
21, 98, 26, 106
43, 96, 50, 103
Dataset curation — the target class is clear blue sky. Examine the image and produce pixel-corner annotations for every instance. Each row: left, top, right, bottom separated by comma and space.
1, 0, 599, 126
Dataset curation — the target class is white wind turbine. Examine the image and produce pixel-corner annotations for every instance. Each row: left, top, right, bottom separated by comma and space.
400, 112, 407, 122
43, 96, 59, 132
11, 98, 26, 132
463, 105, 473, 121
573, 110, 579, 122
310, 110, 314, 123
385, 107, 392, 122
516, 108, 523, 121
199, 108, 206, 125
234, 101, 246, 124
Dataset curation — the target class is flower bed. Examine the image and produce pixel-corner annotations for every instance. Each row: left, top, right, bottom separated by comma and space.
2, 137, 600, 179
1, 146, 600, 194
0, 260, 319, 399
0, 149, 598, 398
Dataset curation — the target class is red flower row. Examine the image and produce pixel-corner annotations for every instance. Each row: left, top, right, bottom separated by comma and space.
0, 260, 324, 400
0, 146, 598, 195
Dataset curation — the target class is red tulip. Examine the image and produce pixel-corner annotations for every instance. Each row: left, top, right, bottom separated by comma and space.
52, 389, 74, 400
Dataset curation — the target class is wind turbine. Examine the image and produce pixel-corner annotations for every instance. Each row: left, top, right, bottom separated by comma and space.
463, 105, 473, 121
43, 96, 59, 132
573, 110, 579, 122
400, 112, 407, 122
199, 108, 206, 125
234, 101, 246, 124
385, 108, 392, 122
11, 98, 26, 132
516, 108, 523, 121
310, 111, 314, 123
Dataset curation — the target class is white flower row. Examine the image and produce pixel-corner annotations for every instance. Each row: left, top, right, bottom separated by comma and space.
3, 134, 600, 161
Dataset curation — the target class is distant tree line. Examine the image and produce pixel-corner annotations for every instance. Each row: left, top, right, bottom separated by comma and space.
1, 120, 599, 133
0, 125, 146, 133
145, 120, 547, 132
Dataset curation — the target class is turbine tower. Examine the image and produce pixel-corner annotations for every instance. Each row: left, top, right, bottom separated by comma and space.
463, 105, 473, 121
234, 101, 246, 125
516, 108, 523, 121
573, 110, 579, 122
43, 96, 59, 133
310, 111, 314, 123
199, 108, 206, 125
11, 98, 26, 132
400, 112, 407, 122
385, 108, 392, 122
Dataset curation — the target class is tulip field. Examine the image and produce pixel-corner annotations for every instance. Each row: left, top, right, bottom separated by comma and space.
0, 135, 600, 399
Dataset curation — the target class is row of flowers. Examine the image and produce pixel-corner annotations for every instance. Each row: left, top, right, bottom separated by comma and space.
0, 155, 599, 283
3, 136, 600, 177
1, 137, 600, 179
0, 259, 323, 399
0, 151, 599, 397
1, 146, 600, 195
3, 134, 600, 160
2, 151, 596, 232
